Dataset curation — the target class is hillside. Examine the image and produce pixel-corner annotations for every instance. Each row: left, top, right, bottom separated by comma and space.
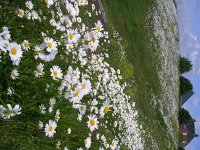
0, 0, 179, 149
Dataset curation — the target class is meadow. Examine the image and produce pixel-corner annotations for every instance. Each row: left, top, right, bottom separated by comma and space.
0, 0, 179, 149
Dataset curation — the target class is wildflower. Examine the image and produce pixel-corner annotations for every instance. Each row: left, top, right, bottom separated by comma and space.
67, 29, 80, 43
45, 120, 57, 137
50, 65, 63, 80
49, 98, 56, 106
100, 100, 112, 118
44, 37, 57, 52
8, 42, 23, 65
39, 104, 46, 114
25, 1, 34, 10
67, 128, 71, 134
18, 9, 24, 17
44, 0, 54, 7
34, 63, 44, 77
55, 109, 60, 122
84, 137, 91, 149
22, 40, 30, 50
0, 104, 21, 119
79, 104, 86, 115
87, 115, 99, 132
38, 121, 44, 129
110, 139, 118, 150
7, 87, 14, 95
80, 79, 91, 95
31, 10, 39, 20
11, 69, 19, 80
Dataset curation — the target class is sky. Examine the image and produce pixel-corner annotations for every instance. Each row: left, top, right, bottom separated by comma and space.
177, 0, 200, 149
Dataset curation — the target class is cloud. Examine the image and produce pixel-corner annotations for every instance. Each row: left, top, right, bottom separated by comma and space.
189, 50, 199, 62
189, 32, 198, 41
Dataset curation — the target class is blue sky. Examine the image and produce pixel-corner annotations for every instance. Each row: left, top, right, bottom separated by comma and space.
177, 0, 200, 149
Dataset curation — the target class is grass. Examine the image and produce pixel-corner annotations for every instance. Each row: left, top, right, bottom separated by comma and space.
102, 0, 178, 149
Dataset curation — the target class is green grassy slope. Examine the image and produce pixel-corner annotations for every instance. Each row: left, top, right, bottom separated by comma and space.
102, 0, 178, 149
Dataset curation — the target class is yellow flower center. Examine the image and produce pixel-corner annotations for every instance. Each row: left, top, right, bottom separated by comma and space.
84, 39, 89, 45
97, 26, 101, 32
37, 68, 42, 73
112, 142, 115, 147
103, 106, 110, 113
53, 71, 58, 77
49, 125, 53, 132
74, 73, 78, 77
48, 42, 52, 48
82, 83, 86, 89
19, 10, 23, 16
84, 139, 87, 145
26, 4, 30, 8
73, 84, 78, 88
90, 119, 95, 126
80, 106, 83, 111
45, 0, 49, 3
92, 37, 95, 43
11, 48, 17, 55
73, 91, 79, 97
5, 43, 9, 48
69, 33, 74, 40
11, 72, 16, 77
24, 42, 29, 48
55, 114, 59, 119
3, 110, 12, 115
69, 46, 72, 49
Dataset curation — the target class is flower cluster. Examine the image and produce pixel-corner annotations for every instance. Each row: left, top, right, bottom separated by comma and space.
0, 0, 143, 149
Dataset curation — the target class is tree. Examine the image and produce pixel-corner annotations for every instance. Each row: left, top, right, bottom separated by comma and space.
178, 108, 192, 125
180, 76, 193, 96
179, 56, 193, 74
177, 147, 185, 150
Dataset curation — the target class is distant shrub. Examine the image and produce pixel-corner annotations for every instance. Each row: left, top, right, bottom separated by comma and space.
179, 56, 193, 74
180, 76, 193, 96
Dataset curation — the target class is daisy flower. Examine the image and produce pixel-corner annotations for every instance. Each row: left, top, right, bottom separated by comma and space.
49, 98, 56, 106
67, 128, 71, 134
0, 104, 21, 119
80, 79, 91, 95
44, 37, 57, 52
31, 10, 39, 20
67, 29, 80, 43
7, 87, 14, 96
25, 1, 34, 10
38, 121, 44, 129
110, 139, 118, 150
45, 120, 57, 137
55, 109, 60, 122
100, 100, 112, 118
79, 104, 86, 115
82, 32, 91, 49
95, 20, 104, 35
34, 63, 44, 77
1, 26, 11, 40
8, 42, 23, 63
22, 40, 30, 50
11, 69, 19, 80
18, 9, 24, 18
70, 89, 83, 103
50, 65, 63, 80
87, 115, 99, 132
44, 0, 54, 7
84, 137, 91, 149
33, 45, 41, 59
